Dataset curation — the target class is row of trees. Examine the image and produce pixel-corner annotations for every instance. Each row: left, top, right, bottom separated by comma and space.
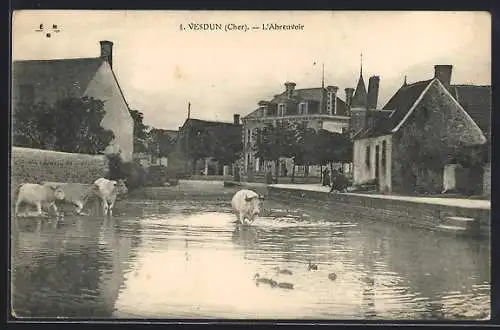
12, 97, 352, 182
252, 121, 353, 181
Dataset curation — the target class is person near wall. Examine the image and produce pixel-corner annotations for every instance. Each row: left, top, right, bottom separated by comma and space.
330, 169, 349, 193
266, 165, 274, 184
322, 168, 331, 186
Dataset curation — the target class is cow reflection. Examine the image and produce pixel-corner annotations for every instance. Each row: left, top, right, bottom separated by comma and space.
231, 223, 260, 249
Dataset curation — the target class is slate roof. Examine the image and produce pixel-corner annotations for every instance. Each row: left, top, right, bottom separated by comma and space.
243, 87, 349, 119
12, 55, 133, 113
353, 79, 431, 139
354, 79, 491, 140
450, 85, 491, 136
350, 74, 368, 108
12, 58, 105, 102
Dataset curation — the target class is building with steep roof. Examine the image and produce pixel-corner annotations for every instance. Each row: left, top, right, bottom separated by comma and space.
352, 64, 490, 195
12, 40, 134, 161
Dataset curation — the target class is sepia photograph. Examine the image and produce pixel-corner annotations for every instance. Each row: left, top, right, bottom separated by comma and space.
10, 10, 491, 320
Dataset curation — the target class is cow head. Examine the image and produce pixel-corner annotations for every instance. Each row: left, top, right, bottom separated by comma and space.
244, 193, 262, 217
114, 179, 128, 195
48, 185, 66, 201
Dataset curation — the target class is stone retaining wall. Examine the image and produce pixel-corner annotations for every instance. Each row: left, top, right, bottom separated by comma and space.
268, 186, 490, 238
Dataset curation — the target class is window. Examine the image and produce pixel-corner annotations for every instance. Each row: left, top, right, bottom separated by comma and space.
327, 93, 334, 114
278, 103, 286, 116
298, 102, 307, 115
247, 129, 252, 143
382, 140, 387, 167
365, 146, 371, 167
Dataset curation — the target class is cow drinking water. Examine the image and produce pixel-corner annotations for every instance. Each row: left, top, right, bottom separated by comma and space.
93, 178, 128, 216
231, 189, 264, 225
43, 182, 100, 216
15, 183, 66, 217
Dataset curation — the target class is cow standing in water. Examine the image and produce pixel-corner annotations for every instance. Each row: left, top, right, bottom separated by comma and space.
231, 189, 264, 225
93, 178, 128, 216
14, 183, 66, 217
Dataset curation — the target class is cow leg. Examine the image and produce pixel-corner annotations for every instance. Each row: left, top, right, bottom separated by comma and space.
14, 198, 22, 216
238, 212, 245, 224
101, 198, 109, 216
35, 202, 43, 217
108, 200, 114, 217
49, 202, 59, 216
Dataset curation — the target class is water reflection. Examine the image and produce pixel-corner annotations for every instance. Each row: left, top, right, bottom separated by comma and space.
11, 212, 141, 318
11, 198, 490, 320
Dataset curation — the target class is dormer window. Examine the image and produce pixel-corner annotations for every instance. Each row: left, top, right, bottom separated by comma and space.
278, 103, 286, 116
298, 102, 308, 115
259, 105, 267, 117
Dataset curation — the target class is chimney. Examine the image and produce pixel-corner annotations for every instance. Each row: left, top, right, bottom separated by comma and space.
345, 88, 355, 107
233, 114, 241, 125
367, 76, 380, 109
434, 65, 452, 88
284, 82, 296, 98
100, 40, 114, 69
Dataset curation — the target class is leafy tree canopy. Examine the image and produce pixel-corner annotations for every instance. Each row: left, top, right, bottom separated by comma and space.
13, 96, 114, 154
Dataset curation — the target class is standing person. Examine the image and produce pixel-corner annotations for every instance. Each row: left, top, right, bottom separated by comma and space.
322, 168, 331, 186
266, 165, 274, 184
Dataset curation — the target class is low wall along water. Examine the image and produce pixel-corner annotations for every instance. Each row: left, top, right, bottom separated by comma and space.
11, 147, 109, 187
268, 186, 490, 238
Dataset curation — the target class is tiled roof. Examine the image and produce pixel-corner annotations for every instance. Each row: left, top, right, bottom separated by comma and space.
354, 80, 432, 139
12, 57, 105, 103
243, 87, 349, 119
450, 85, 491, 136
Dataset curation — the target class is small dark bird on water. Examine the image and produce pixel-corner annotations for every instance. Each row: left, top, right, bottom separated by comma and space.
254, 273, 277, 286
275, 282, 294, 290
328, 273, 337, 281
274, 267, 293, 275
308, 260, 318, 271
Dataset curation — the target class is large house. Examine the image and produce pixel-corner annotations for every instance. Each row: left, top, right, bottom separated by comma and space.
352, 65, 490, 195
176, 115, 242, 175
241, 65, 381, 177
12, 40, 134, 161
241, 82, 350, 176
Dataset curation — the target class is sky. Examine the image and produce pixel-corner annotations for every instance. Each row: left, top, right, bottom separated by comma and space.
12, 11, 491, 130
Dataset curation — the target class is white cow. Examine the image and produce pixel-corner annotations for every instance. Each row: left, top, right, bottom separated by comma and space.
43, 182, 100, 216
93, 178, 128, 216
231, 189, 264, 225
14, 183, 65, 217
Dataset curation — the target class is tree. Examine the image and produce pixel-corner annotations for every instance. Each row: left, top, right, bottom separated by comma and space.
210, 127, 243, 168
253, 120, 295, 179
12, 96, 114, 154
315, 130, 353, 171
148, 128, 177, 158
129, 109, 149, 153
